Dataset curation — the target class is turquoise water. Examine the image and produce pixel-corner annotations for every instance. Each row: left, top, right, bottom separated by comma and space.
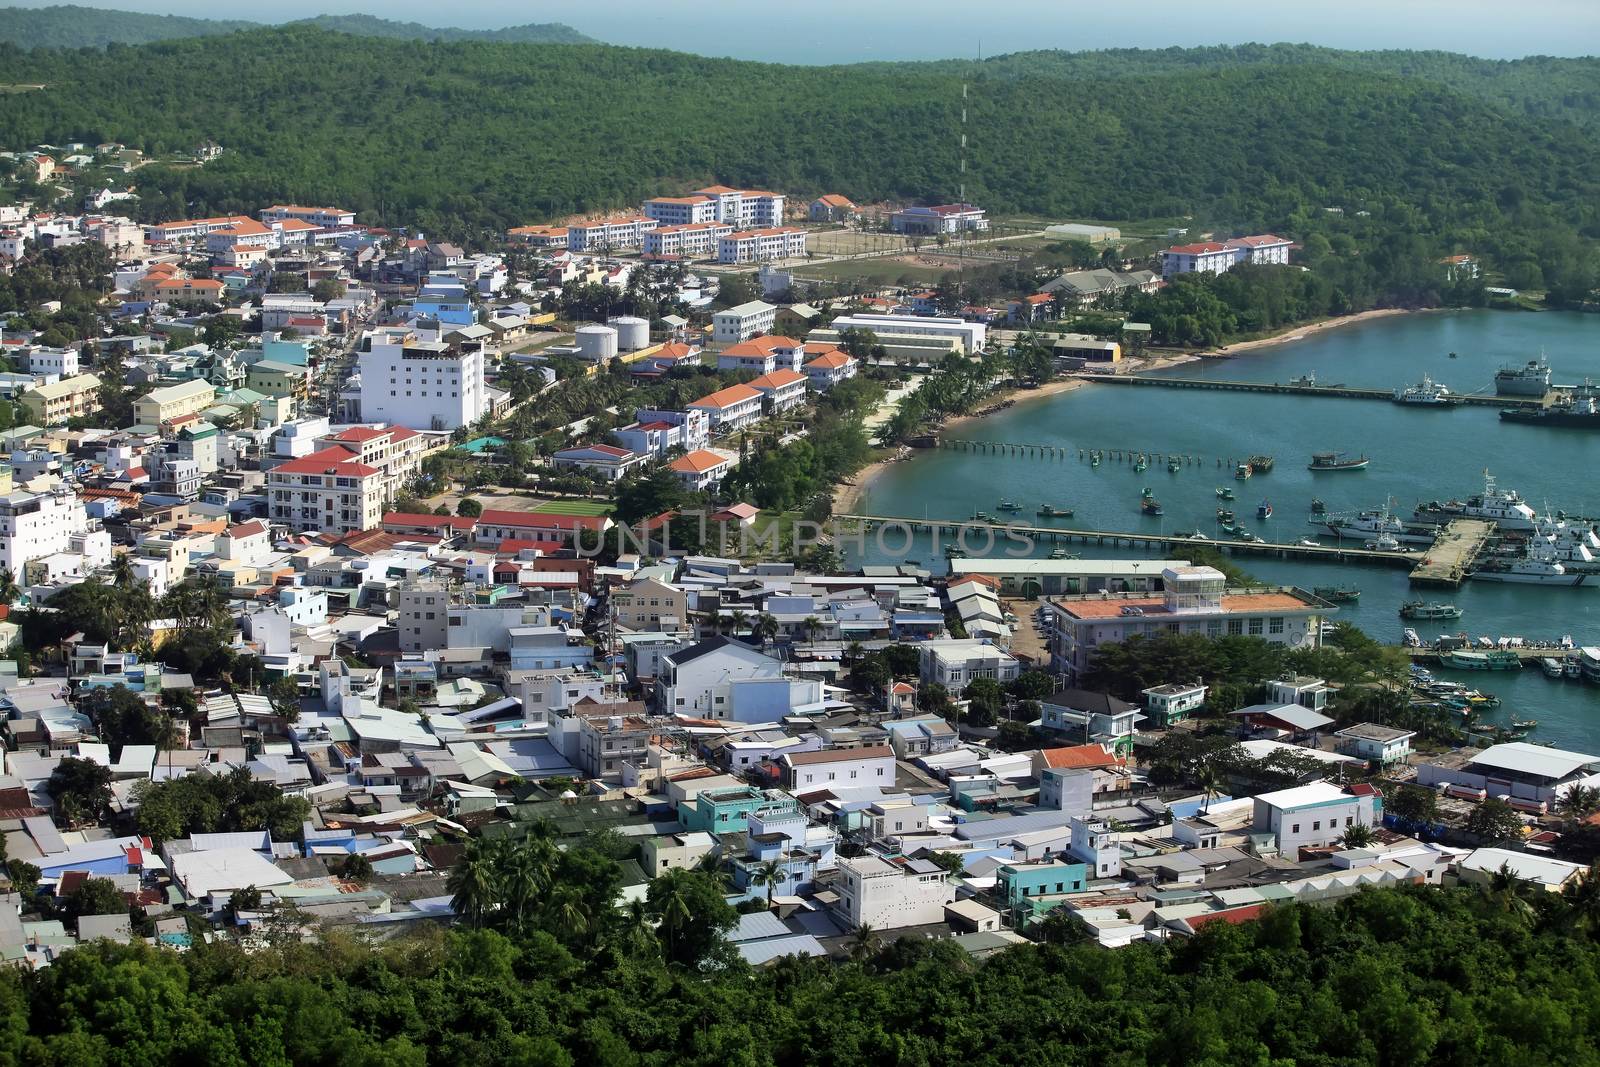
853, 309, 1600, 750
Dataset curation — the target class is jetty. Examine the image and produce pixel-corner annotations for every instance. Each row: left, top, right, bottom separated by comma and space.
1076, 373, 1546, 409
1406, 520, 1495, 588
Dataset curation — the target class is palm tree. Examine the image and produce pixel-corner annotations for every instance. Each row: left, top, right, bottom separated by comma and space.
1193, 761, 1222, 815
617, 898, 660, 958
801, 616, 822, 644
547, 885, 591, 945
447, 840, 502, 928
1338, 823, 1376, 850
845, 641, 865, 667
150, 712, 181, 784
1560, 862, 1600, 934
1558, 785, 1600, 822
500, 841, 553, 929
848, 922, 876, 962
0, 567, 20, 608
749, 858, 787, 908
756, 613, 780, 650
1483, 861, 1534, 919
728, 609, 749, 640
650, 871, 696, 961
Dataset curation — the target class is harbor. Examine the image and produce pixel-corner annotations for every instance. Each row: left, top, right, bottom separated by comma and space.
1075, 372, 1550, 408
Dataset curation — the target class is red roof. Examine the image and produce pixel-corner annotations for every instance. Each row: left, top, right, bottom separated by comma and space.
227, 520, 267, 538
1038, 744, 1122, 770
690, 383, 762, 410
1165, 242, 1230, 255
382, 511, 479, 531
668, 449, 731, 474
1226, 234, 1289, 248
1184, 904, 1268, 932
748, 369, 807, 390
329, 426, 387, 442
478, 510, 607, 532
497, 537, 566, 554
271, 446, 377, 478
722, 336, 801, 356
804, 352, 854, 370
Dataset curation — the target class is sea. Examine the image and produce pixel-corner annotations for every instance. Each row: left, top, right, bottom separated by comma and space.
850, 309, 1600, 751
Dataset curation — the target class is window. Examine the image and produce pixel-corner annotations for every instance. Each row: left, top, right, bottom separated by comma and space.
1227, 619, 1243, 636
1248, 618, 1263, 636
1269, 617, 1285, 635
1291, 823, 1299, 834
1346, 816, 1353, 826
1207, 620, 1222, 637
1312, 821, 1321, 831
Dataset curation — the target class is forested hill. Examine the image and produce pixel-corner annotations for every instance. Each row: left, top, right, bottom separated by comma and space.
0, 27, 1597, 254
0, 6, 596, 50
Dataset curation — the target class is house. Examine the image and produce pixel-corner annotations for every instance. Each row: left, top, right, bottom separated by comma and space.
1441, 254, 1481, 282
995, 859, 1089, 924
666, 449, 734, 491
1038, 268, 1160, 305
1251, 781, 1379, 854
1033, 743, 1128, 810
809, 195, 859, 222
1039, 689, 1144, 753
688, 383, 764, 432
717, 335, 803, 375
611, 577, 688, 632
801, 350, 858, 391
747, 369, 808, 414
1452, 847, 1587, 893
473, 509, 609, 548
917, 639, 1019, 695
549, 444, 647, 483
1334, 723, 1416, 765
656, 636, 784, 716
781, 745, 895, 791
711, 301, 777, 344
834, 854, 954, 930
772, 304, 822, 336
1142, 682, 1207, 727
1229, 702, 1334, 743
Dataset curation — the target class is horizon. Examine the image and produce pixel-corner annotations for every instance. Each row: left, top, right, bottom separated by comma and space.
8, 0, 1600, 61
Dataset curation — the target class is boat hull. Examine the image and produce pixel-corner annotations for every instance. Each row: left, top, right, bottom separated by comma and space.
1470, 571, 1588, 586
1499, 410, 1600, 429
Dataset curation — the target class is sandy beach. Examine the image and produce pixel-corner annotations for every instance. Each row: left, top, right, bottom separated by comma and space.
1197, 306, 1417, 357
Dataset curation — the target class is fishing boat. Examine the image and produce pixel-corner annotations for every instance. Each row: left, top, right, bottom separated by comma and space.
1141, 497, 1164, 516
1234, 462, 1252, 480
1541, 657, 1566, 678
1048, 548, 1078, 560
1297, 538, 1321, 547
1247, 455, 1275, 474
1308, 451, 1370, 472
1219, 522, 1243, 536
1500, 386, 1600, 429
1133, 456, 1148, 473
1090, 453, 1101, 467
1257, 500, 1273, 519
1399, 601, 1463, 620
1217, 508, 1235, 523
1394, 375, 1456, 405
943, 544, 968, 558
1238, 530, 1262, 543
1403, 628, 1422, 647
1216, 487, 1235, 501
1313, 585, 1361, 603
1037, 504, 1073, 519
1167, 458, 1182, 473
1443, 649, 1523, 670
996, 500, 1023, 513
971, 510, 992, 522
1310, 497, 1327, 514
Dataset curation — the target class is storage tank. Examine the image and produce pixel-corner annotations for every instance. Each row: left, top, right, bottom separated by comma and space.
607, 315, 649, 352
575, 324, 618, 362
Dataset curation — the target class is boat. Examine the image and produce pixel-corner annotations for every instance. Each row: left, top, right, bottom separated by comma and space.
1090, 453, 1101, 467
1141, 486, 1154, 498
1319, 500, 1436, 544
1403, 628, 1421, 647
1168, 458, 1182, 473
1566, 656, 1587, 679
1246, 455, 1274, 474
1399, 601, 1463, 620
996, 500, 1023, 513
1290, 371, 1318, 387
1256, 500, 1273, 519
1495, 358, 1553, 396
1366, 534, 1403, 551
1297, 538, 1321, 547
1443, 649, 1523, 670
1413, 472, 1538, 531
1037, 504, 1073, 519
1541, 657, 1566, 678
1394, 375, 1456, 405
1133, 456, 1149, 473
1313, 585, 1361, 603
1308, 451, 1370, 471
1238, 530, 1262, 543
1141, 497, 1164, 516
1216, 487, 1235, 500
1500, 387, 1600, 429
1048, 548, 1078, 560
1472, 536, 1587, 586
1219, 522, 1243, 536
971, 510, 992, 522
1216, 508, 1235, 523
1234, 463, 1252, 480
1310, 497, 1327, 514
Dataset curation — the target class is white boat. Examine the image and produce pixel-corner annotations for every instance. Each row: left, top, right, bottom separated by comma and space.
1366, 533, 1403, 551
1403, 628, 1422, 647
1316, 502, 1436, 544
1297, 538, 1321, 547
1495, 358, 1553, 396
1540, 657, 1566, 677
1394, 375, 1455, 405
1471, 540, 1587, 586
1533, 514, 1600, 563
1414, 471, 1538, 531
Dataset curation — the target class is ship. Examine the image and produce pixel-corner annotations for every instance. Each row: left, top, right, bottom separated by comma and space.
1494, 358, 1552, 396
1443, 649, 1523, 670
1399, 601, 1463, 620
1141, 497, 1164, 516
1234, 462, 1253, 480
1167, 458, 1182, 473
1313, 585, 1361, 602
1470, 540, 1587, 586
996, 500, 1023, 513
1413, 471, 1537, 531
1216, 486, 1235, 500
1037, 504, 1073, 519
1290, 371, 1318, 387
1541, 657, 1567, 678
1308, 451, 1370, 471
1500, 388, 1600, 429
1216, 508, 1235, 523
1309, 497, 1327, 514
1394, 375, 1456, 405
1257, 500, 1273, 519
1315, 503, 1437, 544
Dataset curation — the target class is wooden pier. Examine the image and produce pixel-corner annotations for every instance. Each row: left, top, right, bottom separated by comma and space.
1075, 373, 1546, 410
1406, 520, 1495, 588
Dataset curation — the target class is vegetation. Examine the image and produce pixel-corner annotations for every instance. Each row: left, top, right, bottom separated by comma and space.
132, 767, 311, 844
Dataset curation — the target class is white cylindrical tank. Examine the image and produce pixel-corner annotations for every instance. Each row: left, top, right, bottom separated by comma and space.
575, 324, 618, 361
607, 315, 649, 352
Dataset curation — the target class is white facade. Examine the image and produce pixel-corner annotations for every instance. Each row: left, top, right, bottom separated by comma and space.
1160, 243, 1236, 278
0, 487, 100, 572
398, 581, 451, 654
643, 223, 731, 258
23, 346, 78, 378
693, 187, 786, 229
711, 301, 777, 345
656, 638, 784, 715
716, 228, 807, 264
918, 639, 1020, 695
357, 332, 486, 431
267, 446, 387, 534
835, 855, 954, 930
260, 205, 355, 229
566, 216, 658, 252
643, 196, 720, 226
1252, 782, 1377, 854
822, 313, 986, 354
783, 745, 896, 791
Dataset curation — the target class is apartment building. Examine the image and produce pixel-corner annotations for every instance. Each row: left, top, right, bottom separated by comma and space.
716, 227, 807, 264
717, 335, 803, 375
566, 216, 659, 252
688, 383, 764, 432
356, 330, 486, 431
20, 373, 102, 426
691, 186, 786, 228
611, 577, 688, 631
642, 222, 733, 259
505, 225, 569, 249
134, 380, 216, 425
835, 854, 954, 931
397, 580, 451, 654
144, 214, 254, 243
633, 408, 710, 453
259, 204, 356, 229
642, 195, 720, 226
318, 424, 428, 501
0, 486, 107, 572
711, 300, 778, 344
267, 445, 386, 535
748, 369, 808, 414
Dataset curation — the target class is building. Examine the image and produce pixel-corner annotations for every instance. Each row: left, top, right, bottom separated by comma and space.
505, 225, 569, 249
801, 350, 858, 391
1046, 567, 1330, 681
1441, 254, 1481, 282
1225, 234, 1293, 266
1039, 689, 1144, 753
549, 444, 648, 483
995, 859, 1090, 924
747, 369, 808, 414
1142, 682, 1207, 727
631, 408, 709, 453
716, 227, 807, 264
666, 449, 734, 491
1417, 742, 1600, 803
319, 424, 427, 502
575, 709, 653, 779
1453, 847, 1588, 893
656, 636, 784, 716
260, 204, 355, 229
356, 330, 486, 432
809, 195, 858, 222
22, 345, 78, 378
834, 854, 954, 931
144, 214, 254, 243
711, 301, 778, 345
397, 581, 450, 654
891, 204, 989, 236
1049, 334, 1121, 364
1251, 781, 1379, 854
782, 745, 895, 791
1035, 744, 1129, 812
1043, 222, 1122, 244
0, 486, 106, 571
611, 577, 688, 632
20, 373, 102, 426
267, 445, 385, 535
690, 186, 786, 228
246, 360, 308, 400
642, 195, 720, 226
642, 222, 733, 259
917, 639, 1019, 695
1160, 234, 1293, 279
1335, 723, 1416, 765
473, 510, 609, 548
717, 336, 803, 375
566, 216, 658, 252
688, 383, 764, 432
817, 313, 985, 354
134, 380, 216, 425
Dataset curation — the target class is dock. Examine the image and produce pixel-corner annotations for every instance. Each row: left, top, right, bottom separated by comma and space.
1076, 373, 1546, 409
1401, 646, 1564, 664
1406, 520, 1495, 588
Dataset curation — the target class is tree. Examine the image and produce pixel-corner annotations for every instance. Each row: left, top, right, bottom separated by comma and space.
267, 676, 302, 723
1386, 784, 1440, 825
0, 567, 19, 607
47, 757, 113, 826
925, 851, 964, 874
847, 922, 877, 962
1558, 785, 1600, 823
65, 878, 128, 927
963, 677, 1006, 726
645, 868, 736, 969
337, 853, 375, 885
749, 858, 787, 907
1466, 798, 1527, 845
1338, 823, 1376, 849
228, 885, 263, 918
1008, 671, 1057, 701
448, 840, 501, 929
456, 497, 483, 517
756, 613, 780, 650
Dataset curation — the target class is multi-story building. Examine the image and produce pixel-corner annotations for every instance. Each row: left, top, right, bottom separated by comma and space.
356, 330, 486, 431
318, 424, 427, 502
691, 186, 786, 229
834, 854, 954, 931
611, 577, 688, 632
549, 443, 648, 483
802, 350, 858, 391
143, 214, 254, 244
642, 195, 720, 226
716, 227, 807, 264
397, 580, 452, 655
266, 445, 386, 535
203, 219, 275, 254
259, 204, 356, 229
133, 380, 216, 426
656, 636, 784, 715
0, 486, 107, 572
566, 216, 659, 252
246, 359, 308, 400
748, 369, 808, 414
22, 346, 78, 378
20, 373, 102, 426
506, 225, 569, 249
917, 638, 1020, 695
1252, 781, 1380, 854
809, 194, 858, 222
711, 300, 777, 345
1046, 566, 1330, 681
1160, 234, 1292, 279
717, 335, 804, 375
818, 312, 986, 354
473, 509, 609, 548
632, 408, 709, 453
642, 222, 733, 259
688, 383, 764, 432
575, 708, 654, 780
666, 449, 734, 491
1224, 234, 1292, 266
890, 204, 989, 235
782, 745, 895, 791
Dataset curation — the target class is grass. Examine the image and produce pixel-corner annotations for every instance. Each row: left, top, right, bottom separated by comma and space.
528, 498, 615, 517
795, 258, 952, 287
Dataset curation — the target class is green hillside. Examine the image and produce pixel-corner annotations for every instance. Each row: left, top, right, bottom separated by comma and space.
0, 6, 595, 49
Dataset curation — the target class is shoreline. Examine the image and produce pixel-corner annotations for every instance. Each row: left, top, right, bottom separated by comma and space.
1196, 306, 1421, 358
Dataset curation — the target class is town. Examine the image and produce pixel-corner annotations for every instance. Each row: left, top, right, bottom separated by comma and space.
0, 149, 1594, 981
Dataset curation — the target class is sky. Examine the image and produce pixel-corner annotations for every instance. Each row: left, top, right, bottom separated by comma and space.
19, 0, 1600, 61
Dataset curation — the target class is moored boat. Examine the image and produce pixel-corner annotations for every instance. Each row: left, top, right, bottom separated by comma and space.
1313, 584, 1361, 603
1309, 451, 1370, 471
1141, 497, 1164, 516
1037, 504, 1073, 519
1394, 375, 1456, 405
1216, 486, 1235, 500
1234, 463, 1252, 480
1310, 497, 1327, 514
1257, 500, 1273, 519
1541, 657, 1566, 678
1443, 649, 1523, 670
996, 500, 1023, 513
1495, 358, 1553, 397
1399, 601, 1463, 620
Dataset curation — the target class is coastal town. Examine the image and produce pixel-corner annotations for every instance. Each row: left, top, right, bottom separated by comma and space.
0, 144, 1596, 979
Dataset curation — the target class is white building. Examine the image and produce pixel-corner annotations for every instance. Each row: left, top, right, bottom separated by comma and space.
1417, 741, 1600, 803
890, 204, 989, 235
711, 301, 777, 345
643, 195, 721, 226
267, 445, 387, 535
691, 186, 786, 229
622, 408, 710, 456
356, 330, 486, 431
642, 222, 733, 259
802, 350, 858, 391
22, 346, 78, 378
1225, 234, 1293, 266
748, 369, 809, 414
656, 636, 784, 715
549, 444, 648, 483
259, 204, 355, 229
666, 449, 734, 491
1334, 723, 1416, 765
918, 638, 1019, 695
688, 383, 764, 432
398, 580, 450, 655
782, 745, 896, 791
566, 216, 658, 252
318, 424, 428, 502
0, 487, 108, 572
835, 854, 954, 930
716, 227, 807, 264
1160, 234, 1292, 279
821, 313, 986, 354
717, 336, 803, 375
1251, 781, 1379, 854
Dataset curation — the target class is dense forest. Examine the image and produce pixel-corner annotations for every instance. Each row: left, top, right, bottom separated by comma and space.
0, 7, 595, 50
5, 883, 1600, 1065
1, 27, 1597, 260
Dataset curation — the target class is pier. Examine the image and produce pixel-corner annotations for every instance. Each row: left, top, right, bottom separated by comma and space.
1401, 646, 1563, 664
1075, 373, 1546, 409
1406, 520, 1495, 588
